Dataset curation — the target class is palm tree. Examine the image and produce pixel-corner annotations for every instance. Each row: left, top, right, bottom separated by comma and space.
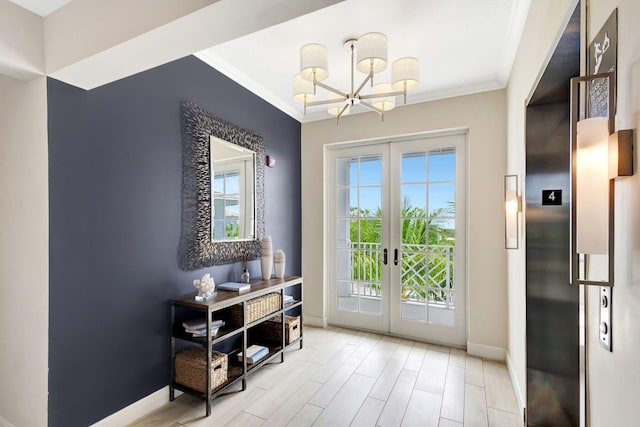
349, 197, 455, 301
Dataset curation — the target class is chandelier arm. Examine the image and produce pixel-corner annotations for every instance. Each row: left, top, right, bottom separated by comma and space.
350, 42, 355, 96
337, 104, 349, 120
359, 90, 406, 100
304, 98, 347, 107
359, 100, 383, 115
353, 72, 374, 98
314, 80, 349, 98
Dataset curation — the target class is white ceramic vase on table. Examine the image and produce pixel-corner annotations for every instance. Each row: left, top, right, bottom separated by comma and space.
274, 249, 286, 279
261, 236, 273, 280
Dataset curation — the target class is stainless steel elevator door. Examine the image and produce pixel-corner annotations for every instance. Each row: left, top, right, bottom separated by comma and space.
525, 4, 581, 425
526, 103, 579, 426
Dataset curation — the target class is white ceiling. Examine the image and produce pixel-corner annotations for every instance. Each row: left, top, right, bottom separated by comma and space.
9, 0, 531, 123
8, 0, 71, 16
197, 0, 531, 122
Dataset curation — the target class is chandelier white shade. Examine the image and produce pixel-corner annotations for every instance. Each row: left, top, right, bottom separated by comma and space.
327, 90, 351, 116
293, 31, 420, 122
328, 100, 350, 116
356, 32, 388, 74
292, 74, 316, 103
392, 57, 420, 91
300, 43, 329, 81
371, 83, 395, 112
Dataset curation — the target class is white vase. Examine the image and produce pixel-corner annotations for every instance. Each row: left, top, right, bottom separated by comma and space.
274, 249, 286, 279
261, 256, 273, 280
261, 236, 273, 279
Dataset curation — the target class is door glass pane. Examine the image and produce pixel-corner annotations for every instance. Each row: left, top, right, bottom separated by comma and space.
336, 219, 350, 249
359, 156, 382, 186
402, 152, 426, 183
400, 149, 456, 324
359, 187, 381, 216
335, 154, 382, 316
336, 250, 351, 280
428, 149, 455, 182
402, 184, 427, 213
337, 280, 357, 311
428, 290, 455, 325
428, 183, 455, 214
336, 188, 356, 218
360, 219, 381, 243
402, 219, 427, 245
336, 156, 357, 187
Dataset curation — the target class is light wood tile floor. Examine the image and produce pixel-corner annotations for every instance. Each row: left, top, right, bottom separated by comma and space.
131, 326, 522, 427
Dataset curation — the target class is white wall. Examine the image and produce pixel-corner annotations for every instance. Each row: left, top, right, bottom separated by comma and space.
0, 74, 49, 427
0, 0, 43, 80
585, 0, 640, 425
505, 0, 577, 412
301, 89, 508, 353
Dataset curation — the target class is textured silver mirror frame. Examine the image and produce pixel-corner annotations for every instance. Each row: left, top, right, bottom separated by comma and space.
179, 102, 264, 270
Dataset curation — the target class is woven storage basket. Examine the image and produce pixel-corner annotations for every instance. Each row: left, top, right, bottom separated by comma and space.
175, 347, 228, 393
231, 292, 282, 324
258, 315, 300, 345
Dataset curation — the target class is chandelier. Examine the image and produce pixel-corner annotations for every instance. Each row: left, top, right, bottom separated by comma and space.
292, 32, 420, 122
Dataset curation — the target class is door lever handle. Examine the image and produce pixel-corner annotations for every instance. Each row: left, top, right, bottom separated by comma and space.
383, 248, 388, 265
394, 249, 399, 266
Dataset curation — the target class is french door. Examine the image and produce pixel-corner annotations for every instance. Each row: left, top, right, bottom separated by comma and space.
327, 133, 466, 346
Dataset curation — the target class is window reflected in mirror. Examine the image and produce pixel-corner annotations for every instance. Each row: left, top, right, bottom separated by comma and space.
210, 136, 256, 241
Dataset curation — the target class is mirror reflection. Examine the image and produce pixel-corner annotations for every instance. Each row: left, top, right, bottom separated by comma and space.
210, 136, 256, 241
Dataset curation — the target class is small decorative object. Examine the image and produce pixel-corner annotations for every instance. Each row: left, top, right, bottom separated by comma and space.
274, 249, 286, 279
266, 155, 276, 168
241, 268, 250, 284
217, 282, 250, 293
261, 235, 273, 280
241, 255, 250, 283
193, 273, 216, 301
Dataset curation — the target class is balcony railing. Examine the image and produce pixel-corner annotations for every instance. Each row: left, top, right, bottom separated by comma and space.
346, 242, 455, 310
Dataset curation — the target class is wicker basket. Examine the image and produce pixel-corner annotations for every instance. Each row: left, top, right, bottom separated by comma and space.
258, 315, 301, 345
231, 292, 282, 324
175, 347, 228, 393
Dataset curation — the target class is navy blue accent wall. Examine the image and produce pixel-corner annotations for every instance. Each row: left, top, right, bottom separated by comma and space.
48, 56, 301, 426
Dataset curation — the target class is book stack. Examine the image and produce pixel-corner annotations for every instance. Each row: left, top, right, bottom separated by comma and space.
283, 294, 294, 305
217, 282, 251, 293
182, 319, 225, 337
237, 344, 269, 364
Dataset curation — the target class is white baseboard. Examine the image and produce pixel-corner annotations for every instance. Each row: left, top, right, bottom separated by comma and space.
506, 351, 526, 420
90, 386, 177, 427
0, 415, 17, 427
303, 315, 327, 327
91, 315, 325, 426
466, 341, 506, 361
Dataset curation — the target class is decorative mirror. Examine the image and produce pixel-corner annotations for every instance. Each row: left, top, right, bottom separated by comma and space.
179, 102, 264, 270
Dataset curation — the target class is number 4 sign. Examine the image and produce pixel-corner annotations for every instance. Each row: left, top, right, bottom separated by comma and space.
542, 189, 562, 205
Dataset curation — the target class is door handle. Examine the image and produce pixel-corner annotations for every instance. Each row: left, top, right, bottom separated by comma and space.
394, 249, 399, 266
383, 248, 388, 265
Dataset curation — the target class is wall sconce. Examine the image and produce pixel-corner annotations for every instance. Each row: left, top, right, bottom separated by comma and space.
570, 72, 633, 352
504, 174, 521, 249
570, 71, 633, 287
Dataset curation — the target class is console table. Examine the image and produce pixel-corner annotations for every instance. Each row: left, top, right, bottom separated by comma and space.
170, 276, 303, 416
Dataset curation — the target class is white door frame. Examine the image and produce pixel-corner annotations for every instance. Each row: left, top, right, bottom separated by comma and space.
325, 130, 468, 346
